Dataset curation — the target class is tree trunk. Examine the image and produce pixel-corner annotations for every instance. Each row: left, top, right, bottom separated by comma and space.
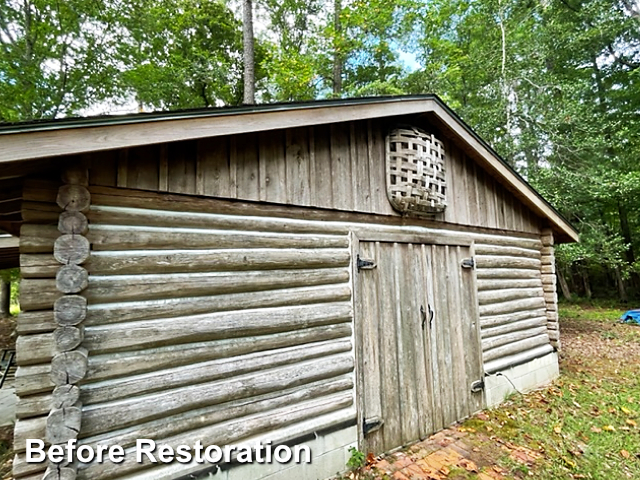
581, 268, 592, 299
243, 0, 255, 105
0, 281, 9, 318
615, 266, 628, 303
332, 0, 343, 95
557, 269, 572, 301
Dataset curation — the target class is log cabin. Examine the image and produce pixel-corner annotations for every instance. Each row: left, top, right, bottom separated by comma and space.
0, 95, 578, 480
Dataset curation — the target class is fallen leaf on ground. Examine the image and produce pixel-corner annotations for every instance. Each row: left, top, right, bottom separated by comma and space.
621, 450, 631, 459
602, 425, 616, 432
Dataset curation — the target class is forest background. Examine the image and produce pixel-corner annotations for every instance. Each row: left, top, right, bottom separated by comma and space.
1, 0, 639, 302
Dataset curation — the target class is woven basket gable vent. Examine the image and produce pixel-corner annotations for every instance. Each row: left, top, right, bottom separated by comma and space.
386, 126, 447, 215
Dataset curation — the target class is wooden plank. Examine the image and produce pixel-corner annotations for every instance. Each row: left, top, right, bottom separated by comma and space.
235, 132, 259, 201
15, 364, 53, 396
475, 255, 541, 270
477, 278, 543, 291
353, 122, 372, 212
330, 123, 353, 210
479, 297, 547, 318
16, 310, 56, 335
376, 243, 402, 451
167, 140, 197, 195
480, 308, 547, 328
158, 144, 168, 192
447, 246, 469, 421
357, 241, 384, 454
125, 145, 159, 191
196, 137, 230, 197
88, 151, 118, 187
19, 224, 59, 253
474, 244, 541, 258
476, 268, 542, 280
395, 243, 419, 444
258, 129, 286, 203
83, 302, 352, 353
285, 128, 311, 205
466, 155, 480, 223
311, 124, 333, 208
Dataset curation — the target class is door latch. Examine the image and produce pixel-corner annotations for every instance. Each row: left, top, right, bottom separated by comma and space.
470, 380, 485, 393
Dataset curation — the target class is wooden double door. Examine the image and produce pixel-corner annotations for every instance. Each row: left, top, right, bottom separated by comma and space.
356, 241, 483, 454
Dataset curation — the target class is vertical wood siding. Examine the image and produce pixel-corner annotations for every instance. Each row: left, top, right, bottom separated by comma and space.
90, 119, 541, 235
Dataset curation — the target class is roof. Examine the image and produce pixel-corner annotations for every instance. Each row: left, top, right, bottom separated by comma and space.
0, 95, 578, 242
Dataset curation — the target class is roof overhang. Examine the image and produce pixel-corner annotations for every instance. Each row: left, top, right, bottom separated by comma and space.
0, 95, 579, 243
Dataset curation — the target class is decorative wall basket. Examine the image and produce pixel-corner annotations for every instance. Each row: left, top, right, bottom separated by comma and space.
386, 126, 447, 215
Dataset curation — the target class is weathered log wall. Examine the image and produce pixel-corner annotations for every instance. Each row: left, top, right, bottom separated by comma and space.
88, 118, 542, 235
540, 229, 560, 349
475, 238, 554, 374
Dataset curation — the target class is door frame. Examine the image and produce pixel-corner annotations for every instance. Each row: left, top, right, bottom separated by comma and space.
351, 232, 484, 452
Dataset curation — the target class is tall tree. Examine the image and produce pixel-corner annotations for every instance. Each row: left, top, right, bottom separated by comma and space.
243, 0, 256, 104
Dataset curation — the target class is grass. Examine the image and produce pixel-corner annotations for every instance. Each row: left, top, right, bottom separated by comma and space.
460, 303, 640, 480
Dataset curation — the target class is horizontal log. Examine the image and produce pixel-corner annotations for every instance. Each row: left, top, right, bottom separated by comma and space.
19, 224, 59, 253
477, 279, 542, 291
540, 246, 554, 255
475, 255, 541, 270
480, 308, 547, 328
13, 452, 47, 478
80, 392, 354, 480
16, 392, 52, 419
56, 265, 89, 294
541, 264, 555, 274
544, 292, 558, 303
17, 311, 57, 335
548, 330, 560, 341
61, 166, 89, 187
546, 311, 559, 322
44, 465, 77, 480
541, 274, 557, 285
15, 364, 54, 396
19, 279, 60, 311
56, 184, 90, 212
547, 322, 559, 330
53, 384, 81, 409
540, 254, 554, 265
81, 352, 354, 437
54, 295, 87, 326
478, 287, 544, 306
87, 224, 349, 251
22, 201, 61, 224
86, 248, 350, 275
16, 333, 54, 366
543, 284, 556, 293
20, 254, 59, 278
22, 178, 61, 203
84, 302, 352, 353
53, 326, 84, 351
481, 317, 547, 339
87, 323, 352, 382
46, 405, 82, 444
482, 326, 548, 352
51, 348, 88, 386
14, 415, 47, 453
541, 233, 554, 246
475, 268, 541, 280
81, 375, 353, 451
85, 268, 350, 305
479, 297, 546, 318
59, 210, 89, 235
474, 244, 541, 259
82, 339, 352, 405
484, 344, 555, 374
483, 334, 550, 362
54, 234, 90, 265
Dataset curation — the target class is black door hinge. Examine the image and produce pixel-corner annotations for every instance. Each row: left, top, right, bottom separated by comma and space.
363, 416, 384, 435
357, 255, 376, 271
461, 257, 475, 269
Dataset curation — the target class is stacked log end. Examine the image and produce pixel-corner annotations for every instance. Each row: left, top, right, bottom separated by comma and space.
46, 166, 91, 479
540, 228, 560, 350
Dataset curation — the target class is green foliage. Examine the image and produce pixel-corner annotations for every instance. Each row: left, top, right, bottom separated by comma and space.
346, 446, 365, 470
